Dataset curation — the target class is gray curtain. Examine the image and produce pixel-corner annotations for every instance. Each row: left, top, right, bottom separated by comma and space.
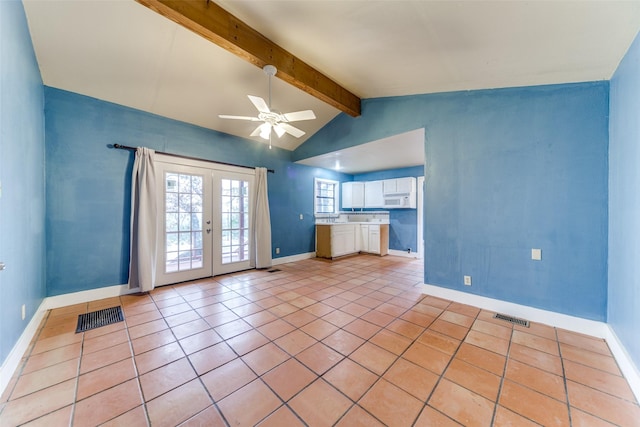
129, 147, 157, 291
251, 167, 272, 269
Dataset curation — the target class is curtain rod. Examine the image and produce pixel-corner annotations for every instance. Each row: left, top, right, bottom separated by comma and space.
111, 144, 274, 173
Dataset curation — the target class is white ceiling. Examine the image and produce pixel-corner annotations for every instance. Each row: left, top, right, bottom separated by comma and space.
22, 0, 640, 172
296, 129, 425, 174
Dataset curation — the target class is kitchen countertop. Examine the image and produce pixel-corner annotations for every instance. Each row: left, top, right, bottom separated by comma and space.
316, 221, 390, 225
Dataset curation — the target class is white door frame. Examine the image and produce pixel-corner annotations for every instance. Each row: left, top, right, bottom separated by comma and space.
417, 176, 425, 259
154, 154, 255, 286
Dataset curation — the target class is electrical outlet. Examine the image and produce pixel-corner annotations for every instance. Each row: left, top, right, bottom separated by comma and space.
464, 275, 472, 286
275, 247, 280, 255
532, 248, 542, 261
21, 304, 26, 320
299, 214, 304, 220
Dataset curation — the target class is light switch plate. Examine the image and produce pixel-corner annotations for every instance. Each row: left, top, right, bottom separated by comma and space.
532, 248, 542, 261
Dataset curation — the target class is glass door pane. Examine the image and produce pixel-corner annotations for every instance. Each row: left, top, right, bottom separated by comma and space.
156, 164, 212, 286
221, 178, 249, 264
165, 172, 204, 272
213, 172, 254, 275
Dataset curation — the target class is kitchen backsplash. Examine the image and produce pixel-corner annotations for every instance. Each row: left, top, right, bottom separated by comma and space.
315, 211, 390, 224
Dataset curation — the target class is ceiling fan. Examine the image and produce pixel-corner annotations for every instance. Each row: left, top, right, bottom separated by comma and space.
218, 65, 316, 149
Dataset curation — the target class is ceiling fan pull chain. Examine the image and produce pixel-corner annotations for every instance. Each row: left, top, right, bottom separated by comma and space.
268, 67, 272, 109
268, 66, 273, 148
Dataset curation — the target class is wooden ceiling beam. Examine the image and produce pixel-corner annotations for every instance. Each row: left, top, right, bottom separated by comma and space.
135, 0, 361, 117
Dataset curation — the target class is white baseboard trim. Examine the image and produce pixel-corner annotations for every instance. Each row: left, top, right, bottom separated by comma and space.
0, 303, 47, 398
604, 326, 640, 403
416, 283, 640, 403
417, 283, 608, 337
388, 249, 421, 259
272, 252, 316, 265
43, 284, 137, 310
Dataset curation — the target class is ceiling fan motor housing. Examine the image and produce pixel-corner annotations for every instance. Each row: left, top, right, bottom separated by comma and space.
263, 64, 277, 77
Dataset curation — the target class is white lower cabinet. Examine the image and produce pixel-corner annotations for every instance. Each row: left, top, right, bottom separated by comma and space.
368, 226, 381, 254
316, 224, 356, 258
331, 225, 357, 257
316, 223, 388, 259
360, 224, 387, 255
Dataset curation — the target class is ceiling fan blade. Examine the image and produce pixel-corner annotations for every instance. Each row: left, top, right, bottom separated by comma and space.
218, 115, 260, 121
282, 110, 316, 122
273, 124, 286, 138
278, 122, 306, 138
248, 95, 270, 113
250, 124, 266, 137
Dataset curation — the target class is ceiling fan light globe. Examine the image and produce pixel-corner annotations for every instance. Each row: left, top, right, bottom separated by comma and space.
259, 123, 271, 140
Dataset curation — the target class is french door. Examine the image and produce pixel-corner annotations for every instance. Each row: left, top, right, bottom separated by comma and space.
212, 171, 254, 275
155, 157, 254, 286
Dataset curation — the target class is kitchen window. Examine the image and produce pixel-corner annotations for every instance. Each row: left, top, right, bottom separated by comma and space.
314, 178, 339, 214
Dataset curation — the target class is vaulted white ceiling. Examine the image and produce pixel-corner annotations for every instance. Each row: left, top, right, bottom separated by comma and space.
22, 0, 640, 170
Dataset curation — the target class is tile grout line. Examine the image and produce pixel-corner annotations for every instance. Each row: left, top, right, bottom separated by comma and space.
555, 330, 638, 425
171, 271, 328, 425
240, 269, 363, 425
488, 320, 514, 426
410, 301, 484, 426
187, 277, 296, 427
69, 306, 85, 427
556, 326, 573, 427
257, 273, 385, 426
228, 271, 417, 426
153, 284, 233, 427
119, 294, 153, 427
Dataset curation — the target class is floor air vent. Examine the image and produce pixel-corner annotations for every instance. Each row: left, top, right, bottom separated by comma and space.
267, 268, 281, 273
493, 313, 530, 328
76, 306, 124, 333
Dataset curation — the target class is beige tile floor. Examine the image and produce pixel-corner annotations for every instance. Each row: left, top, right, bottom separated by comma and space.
1, 255, 639, 426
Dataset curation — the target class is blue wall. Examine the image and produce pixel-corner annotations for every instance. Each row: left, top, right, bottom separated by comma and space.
352, 165, 424, 252
1, 0, 630, 369
296, 83, 609, 320
608, 31, 640, 369
44, 88, 347, 296
0, 1, 46, 364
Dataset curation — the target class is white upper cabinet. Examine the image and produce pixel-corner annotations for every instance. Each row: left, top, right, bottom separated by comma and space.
383, 179, 397, 195
397, 177, 416, 193
343, 177, 417, 209
364, 180, 384, 208
342, 182, 364, 209
383, 177, 416, 195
